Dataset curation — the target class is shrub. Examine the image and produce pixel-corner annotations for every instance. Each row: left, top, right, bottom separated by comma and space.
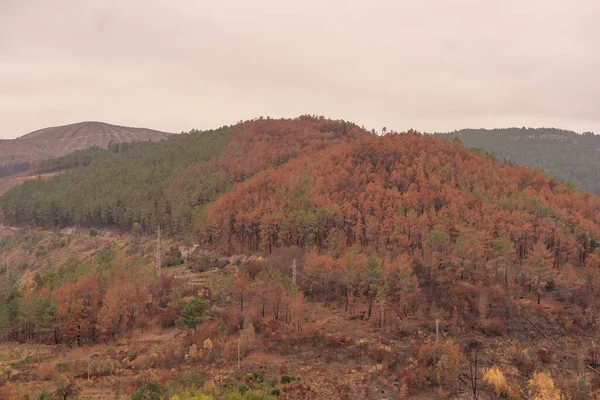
38, 363, 55, 381
37, 389, 52, 400
191, 256, 213, 273
131, 381, 167, 400
515, 349, 536, 376
55, 362, 71, 373
180, 372, 205, 388
484, 367, 508, 397
528, 372, 562, 400
244, 372, 265, 386
91, 359, 116, 377
417, 344, 435, 366
169, 387, 214, 400
221, 309, 244, 334
160, 308, 181, 328
164, 246, 184, 267
574, 376, 592, 400
180, 298, 210, 330
281, 375, 297, 384
53, 373, 80, 400
244, 261, 265, 280
537, 348, 554, 364
437, 339, 460, 392
481, 318, 507, 336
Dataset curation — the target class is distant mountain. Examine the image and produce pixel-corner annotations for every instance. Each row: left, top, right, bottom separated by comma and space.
436, 128, 600, 195
0, 121, 171, 177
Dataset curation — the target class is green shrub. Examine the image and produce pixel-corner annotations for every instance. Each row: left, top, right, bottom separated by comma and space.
180, 372, 205, 388
55, 362, 71, 373
180, 298, 209, 330
280, 375, 297, 384
131, 381, 166, 400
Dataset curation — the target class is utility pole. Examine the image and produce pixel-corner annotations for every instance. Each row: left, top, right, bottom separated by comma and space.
4, 253, 8, 280
290, 258, 297, 286
435, 318, 440, 342
156, 225, 161, 274
237, 338, 240, 371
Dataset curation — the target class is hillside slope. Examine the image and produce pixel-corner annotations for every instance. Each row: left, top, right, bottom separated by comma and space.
3, 118, 600, 398
437, 128, 600, 195
0, 117, 368, 236
0, 121, 171, 176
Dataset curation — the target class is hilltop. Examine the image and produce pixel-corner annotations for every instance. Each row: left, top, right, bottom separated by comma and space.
437, 127, 600, 195
0, 121, 171, 178
16, 121, 170, 143
1, 117, 600, 399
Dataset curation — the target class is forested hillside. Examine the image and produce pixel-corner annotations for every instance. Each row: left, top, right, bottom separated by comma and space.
0, 117, 367, 239
199, 127, 600, 330
437, 128, 600, 195
2, 117, 600, 399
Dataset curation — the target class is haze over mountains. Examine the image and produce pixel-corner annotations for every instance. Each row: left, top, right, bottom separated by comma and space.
0, 121, 171, 177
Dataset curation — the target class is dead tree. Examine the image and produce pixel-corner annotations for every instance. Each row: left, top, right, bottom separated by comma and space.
464, 338, 483, 400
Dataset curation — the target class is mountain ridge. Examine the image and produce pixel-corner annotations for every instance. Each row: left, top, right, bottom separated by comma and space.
15, 121, 170, 141
0, 121, 171, 178
436, 127, 600, 194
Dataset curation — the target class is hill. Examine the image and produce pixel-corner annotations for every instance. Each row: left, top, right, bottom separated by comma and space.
437, 128, 600, 195
0, 117, 367, 236
0, 121, 171, 178
2, 117, 600, 399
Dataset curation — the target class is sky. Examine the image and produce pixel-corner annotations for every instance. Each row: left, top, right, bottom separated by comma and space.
1, 0, 599, 139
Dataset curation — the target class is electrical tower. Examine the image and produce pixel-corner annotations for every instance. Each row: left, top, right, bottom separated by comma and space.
156, 225, 161, 274
290, 258, 297, 286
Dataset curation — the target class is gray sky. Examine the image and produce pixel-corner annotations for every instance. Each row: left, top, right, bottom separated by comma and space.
1, 0, 599, 139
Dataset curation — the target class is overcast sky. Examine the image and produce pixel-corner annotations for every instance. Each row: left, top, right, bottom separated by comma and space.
1, 0, 599, 139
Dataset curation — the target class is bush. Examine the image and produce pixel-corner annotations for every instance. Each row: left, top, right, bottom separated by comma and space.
169, 387, 214, 400
528, 372, 562, 400
481, 318, 507, 336
244, 261, 265, 280
164, 246, 184, 267
484, 367, 508, 397
537, 348, 554, 364
417, 344, 435, 366
160, 308, 181, 328
38, 363, 55, 381
515, 349, 536, 375
53, 373, 80, 400
281, 375, 297, 384
180, 298, 210, 330
37, 389, 52, 400
244, 372, 264, 385
55, 362, 71, 373
574, 376, 592, 400
180, 372, 205, 388
191, 256, 214, 273
131, 381, 167, 400
91, 359, 116, 377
